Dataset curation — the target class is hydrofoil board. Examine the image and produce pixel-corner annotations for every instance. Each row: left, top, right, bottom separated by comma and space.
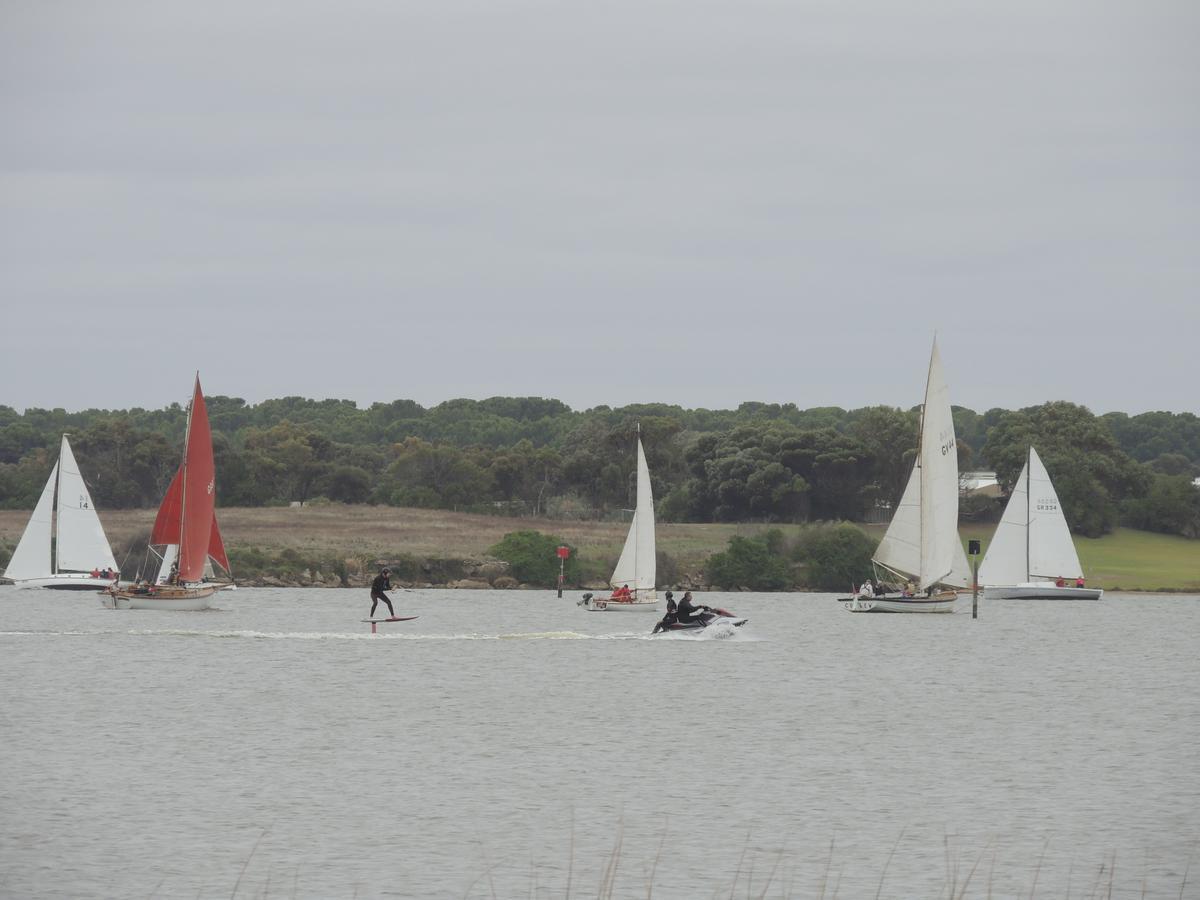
361, 616, 419, 623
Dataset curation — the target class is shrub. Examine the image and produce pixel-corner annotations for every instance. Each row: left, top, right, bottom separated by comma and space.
704, 534, 792, 591
793, 522, 877, 591
488, 530, 579, 587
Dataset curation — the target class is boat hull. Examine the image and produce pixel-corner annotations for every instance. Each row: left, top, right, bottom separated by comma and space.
846, 591, 957, 613
579, 595, 660, 611
984, 584, 1103, 601
10, 575, 119, 591
101, 584, 216, 611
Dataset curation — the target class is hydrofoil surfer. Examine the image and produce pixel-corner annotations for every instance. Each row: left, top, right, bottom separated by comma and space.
370, 568, 396, 618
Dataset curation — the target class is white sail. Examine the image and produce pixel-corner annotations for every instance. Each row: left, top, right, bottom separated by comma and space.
873, 462, 921, 580
978, 456, 1032, 587
4, 461, 59, 581
610, 438, 656, 596
156, 544, 179, 585
948, 539, 975, 589
55, 436, 118, 573
979, 446, 1084, 586
1026, 447, 1083, 580
917, 339, 960, 590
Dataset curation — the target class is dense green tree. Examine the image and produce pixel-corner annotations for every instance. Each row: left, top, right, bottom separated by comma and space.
982, 402, 1150, 537
794, 522, 878, 591
705, 533, 792, 590
1121, 473, 1200, 538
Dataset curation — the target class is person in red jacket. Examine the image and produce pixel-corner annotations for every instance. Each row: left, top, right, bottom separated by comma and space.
610, 583, 632, 601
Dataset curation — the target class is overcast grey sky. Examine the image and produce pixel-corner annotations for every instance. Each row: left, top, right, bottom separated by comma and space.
2, 1, 1197, 415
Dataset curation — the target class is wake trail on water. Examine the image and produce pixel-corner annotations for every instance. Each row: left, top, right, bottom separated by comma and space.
2, 627, 760, 642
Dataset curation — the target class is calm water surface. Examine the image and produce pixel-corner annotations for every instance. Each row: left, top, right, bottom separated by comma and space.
1, 587, 1198, 899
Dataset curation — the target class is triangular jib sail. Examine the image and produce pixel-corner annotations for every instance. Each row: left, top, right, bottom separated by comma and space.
4, 460, 58, 581
609, 436, 656, 599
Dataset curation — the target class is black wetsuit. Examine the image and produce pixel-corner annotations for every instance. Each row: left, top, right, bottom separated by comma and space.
370, 573, 395, 617
676, 596, 705, 625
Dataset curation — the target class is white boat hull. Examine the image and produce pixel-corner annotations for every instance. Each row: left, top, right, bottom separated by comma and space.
846, 592, 957, 613
10, 574, 119, 591
578, 594, 660, 611
101, 584, 216, 611
984, 584, 1103, 601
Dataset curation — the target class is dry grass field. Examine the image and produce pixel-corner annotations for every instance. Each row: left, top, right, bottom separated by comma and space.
2, 506, 1194, 589
0, 505, 779, 572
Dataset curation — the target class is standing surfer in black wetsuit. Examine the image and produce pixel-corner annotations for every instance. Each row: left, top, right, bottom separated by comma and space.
370, 568, 396, 618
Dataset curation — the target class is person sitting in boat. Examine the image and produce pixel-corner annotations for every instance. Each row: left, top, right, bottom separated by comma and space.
370, 567, 396, 618
1055, 576, 1066, 587
857, 579, 874, 599
167, 562, 180, 585
1075, 576, 1085, 587
610, 583, 632, 601
676, 591, 709, 625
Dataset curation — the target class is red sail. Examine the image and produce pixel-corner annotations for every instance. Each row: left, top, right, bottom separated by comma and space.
208, 511, 230, 573
151, 468, 183, 545
178, 376, 217, 583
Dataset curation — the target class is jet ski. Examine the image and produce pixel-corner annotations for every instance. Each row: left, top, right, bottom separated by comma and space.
651, 604, 747, 634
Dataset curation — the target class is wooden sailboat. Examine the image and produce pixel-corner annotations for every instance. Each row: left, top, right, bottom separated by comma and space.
102, 375, 231, 610
848, 338, 969, 613
979, 446, 1102, 600
3, 435, 120, 590
579, 431, 659, 611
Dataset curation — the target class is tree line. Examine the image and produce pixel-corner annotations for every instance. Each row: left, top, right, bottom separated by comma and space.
0, 397, 1197, 538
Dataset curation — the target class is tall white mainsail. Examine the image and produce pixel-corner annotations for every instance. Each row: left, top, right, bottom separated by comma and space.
872, 339, 963, 591
980, 446, 1083, 585
4, 461, 58, 581
55, 436, 118, 574
609, 437, 656, 598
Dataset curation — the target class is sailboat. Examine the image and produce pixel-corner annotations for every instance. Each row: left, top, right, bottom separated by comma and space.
848, 338, 969, 613
579, 431, 658, 611
102, 375, 231, 610
979, 446, 1102, 600
2, 435, 120, 590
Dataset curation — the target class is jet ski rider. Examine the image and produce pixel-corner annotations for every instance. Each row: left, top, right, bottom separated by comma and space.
676, 591, 709, 626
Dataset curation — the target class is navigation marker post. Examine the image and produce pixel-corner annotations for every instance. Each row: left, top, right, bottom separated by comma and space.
556, 545, 570, 598
969, 539, 981, 619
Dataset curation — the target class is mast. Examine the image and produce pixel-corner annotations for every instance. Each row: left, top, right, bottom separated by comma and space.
916, 338, 935, 585
52, 435, 65, 575
633, 422, 639, 591
1024, 445, 1031, 582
